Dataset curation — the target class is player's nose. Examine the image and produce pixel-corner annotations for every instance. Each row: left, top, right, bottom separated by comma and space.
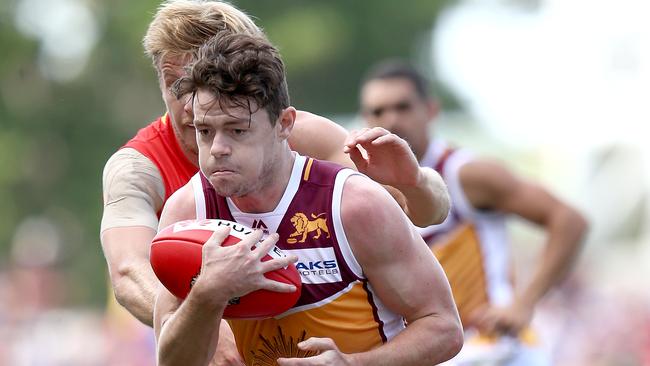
210, 133, 232, 157
378, 112, 400, 133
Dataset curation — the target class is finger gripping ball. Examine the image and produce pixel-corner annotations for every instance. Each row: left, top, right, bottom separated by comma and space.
150, 219, 301, 319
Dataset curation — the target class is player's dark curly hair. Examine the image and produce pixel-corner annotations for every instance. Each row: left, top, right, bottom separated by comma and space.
172, 31, 289, 125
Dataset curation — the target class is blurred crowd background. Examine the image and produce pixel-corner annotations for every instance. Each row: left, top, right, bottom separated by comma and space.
1, 0, 649, 364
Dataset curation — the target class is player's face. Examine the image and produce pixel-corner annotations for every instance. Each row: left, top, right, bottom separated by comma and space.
157, 55, 198, 163
193, 89, 288, 198
361, 78, 435, 153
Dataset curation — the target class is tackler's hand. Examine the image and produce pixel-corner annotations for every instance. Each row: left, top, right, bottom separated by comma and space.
344, 127, 421, 188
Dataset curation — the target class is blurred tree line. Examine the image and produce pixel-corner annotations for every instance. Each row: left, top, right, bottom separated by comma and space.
0, 0, 455, 307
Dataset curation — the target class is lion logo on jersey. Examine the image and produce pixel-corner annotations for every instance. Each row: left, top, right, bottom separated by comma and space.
287, 212, 330, 244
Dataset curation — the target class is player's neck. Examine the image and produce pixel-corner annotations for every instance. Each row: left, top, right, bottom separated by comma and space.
230, 148, 296, 213
184, 148, 199, 167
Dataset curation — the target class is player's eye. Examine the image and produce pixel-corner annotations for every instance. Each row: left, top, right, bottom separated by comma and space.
394, 100, 412, 112
370, 106, 385, 118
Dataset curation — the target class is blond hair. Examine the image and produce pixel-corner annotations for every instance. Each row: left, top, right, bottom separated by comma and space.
143, 0, 263, 67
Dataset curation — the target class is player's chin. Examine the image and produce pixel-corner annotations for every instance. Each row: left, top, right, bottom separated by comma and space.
211, 179, 248, 197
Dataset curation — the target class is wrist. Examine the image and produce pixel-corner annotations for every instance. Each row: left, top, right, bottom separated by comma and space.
189, 276, 231, 312
344, 351, 368, 366
393, 167, 425, 191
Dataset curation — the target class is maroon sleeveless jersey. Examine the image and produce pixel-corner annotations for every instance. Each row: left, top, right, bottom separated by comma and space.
190, 154, 405, 362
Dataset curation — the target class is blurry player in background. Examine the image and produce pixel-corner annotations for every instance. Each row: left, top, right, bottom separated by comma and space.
359, 60, 587, 365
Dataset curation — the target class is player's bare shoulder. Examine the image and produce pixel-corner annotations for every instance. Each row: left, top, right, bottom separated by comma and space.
340, 175, 393, 220
293, 110, 348, 138
340, 174, 411, 256
458, 158, 519, 210
159, 179, 197, 229
290, 111, 349, 161
294, 110, 337, 126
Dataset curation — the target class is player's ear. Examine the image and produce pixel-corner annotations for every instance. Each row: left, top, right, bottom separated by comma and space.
276, 106, 296, 140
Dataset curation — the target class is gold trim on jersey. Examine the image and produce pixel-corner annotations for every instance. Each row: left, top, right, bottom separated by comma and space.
431, 223, 489, 326
466, 326, 540, 346
302, 158, 314, 181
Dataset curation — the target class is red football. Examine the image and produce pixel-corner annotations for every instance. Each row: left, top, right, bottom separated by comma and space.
150, 219, 301, 319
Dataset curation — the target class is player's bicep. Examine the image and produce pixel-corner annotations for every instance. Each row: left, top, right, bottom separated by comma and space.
460, 160, 558, 225
368, 228, 456, 322
341, 176, 456, 321
376, 225, 457, 321
158, 183, 197, 231
501, 180, 564, 226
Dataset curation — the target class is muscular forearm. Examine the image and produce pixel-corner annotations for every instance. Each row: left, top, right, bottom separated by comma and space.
102, 226, 160, 326
395, 167, 450, 227
349, 315, 463, 366
519, 206, 587, 307
111, 261, 158, 325
158, 292, 227, 366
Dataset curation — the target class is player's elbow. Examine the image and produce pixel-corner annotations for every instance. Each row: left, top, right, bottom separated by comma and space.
572, 209, 589, 241
410, 199, 449, 227
111, 262, 140, 307
559, 205, 590, 245
431, 191, 451, 225
441, 315, 464, 361
421, 313, 464, 363
428, 170, 451, 225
